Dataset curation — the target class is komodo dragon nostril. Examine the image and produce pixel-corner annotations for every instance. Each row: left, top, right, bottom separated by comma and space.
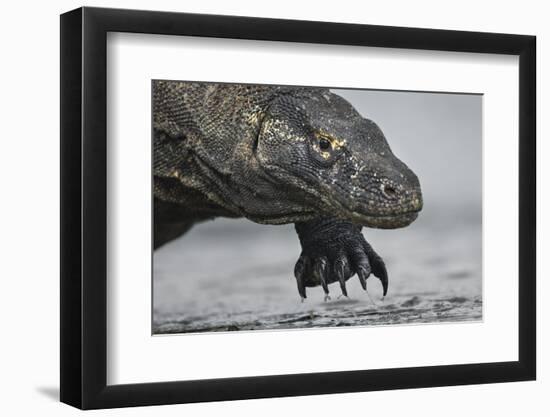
382, 184, 397, 199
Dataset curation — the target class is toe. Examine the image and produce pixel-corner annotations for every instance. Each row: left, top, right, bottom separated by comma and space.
313, 257, 329, 296
363, 242, 388, 296
294, 254, 309, 299
350, 248, 371, 290
333, 256, 350, 297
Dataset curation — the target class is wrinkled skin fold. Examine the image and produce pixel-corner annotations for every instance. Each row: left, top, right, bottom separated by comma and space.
153, 81, 423, 299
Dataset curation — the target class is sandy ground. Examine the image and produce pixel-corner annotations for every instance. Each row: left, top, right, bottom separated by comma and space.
153, 205, 482, 334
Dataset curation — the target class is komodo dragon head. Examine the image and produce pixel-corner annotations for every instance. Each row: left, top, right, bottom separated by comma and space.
250, 89, 423, 228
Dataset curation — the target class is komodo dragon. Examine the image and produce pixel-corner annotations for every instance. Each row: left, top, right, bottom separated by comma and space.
153, 81, 423, 300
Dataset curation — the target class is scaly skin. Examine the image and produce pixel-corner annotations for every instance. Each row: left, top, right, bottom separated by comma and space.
153, 80, 423, 299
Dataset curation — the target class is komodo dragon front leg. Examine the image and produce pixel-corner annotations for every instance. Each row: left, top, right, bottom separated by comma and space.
294, 218, 388, 301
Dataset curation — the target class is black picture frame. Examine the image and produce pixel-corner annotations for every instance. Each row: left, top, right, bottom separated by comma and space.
60, 6, 536, 410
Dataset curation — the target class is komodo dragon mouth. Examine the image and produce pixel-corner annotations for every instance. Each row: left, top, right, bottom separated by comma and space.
352, 211, 420, 229
337, 185, 423, 229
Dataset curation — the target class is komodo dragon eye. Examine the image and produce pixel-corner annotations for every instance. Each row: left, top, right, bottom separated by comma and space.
319, 138, 331, 150
310, 132, 344, 166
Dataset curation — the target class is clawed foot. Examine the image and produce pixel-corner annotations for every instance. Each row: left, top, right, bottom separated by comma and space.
294, 219, 388, 300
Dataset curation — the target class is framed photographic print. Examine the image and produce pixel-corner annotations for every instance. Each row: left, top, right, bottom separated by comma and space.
60, 6, 536, 409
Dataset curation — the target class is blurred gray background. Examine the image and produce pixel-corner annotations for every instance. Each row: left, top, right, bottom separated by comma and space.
153, 88, 482, 334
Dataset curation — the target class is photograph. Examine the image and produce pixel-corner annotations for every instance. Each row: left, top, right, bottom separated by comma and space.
152, 81, 482, 334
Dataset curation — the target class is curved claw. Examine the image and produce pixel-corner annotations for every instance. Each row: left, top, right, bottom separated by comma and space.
357, 266, 369, 290
336, 262, 347, 297
313, 257, 329, 297
294, 256, 308, 299
363, 242, 389, 297
373, 259, 388, 297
